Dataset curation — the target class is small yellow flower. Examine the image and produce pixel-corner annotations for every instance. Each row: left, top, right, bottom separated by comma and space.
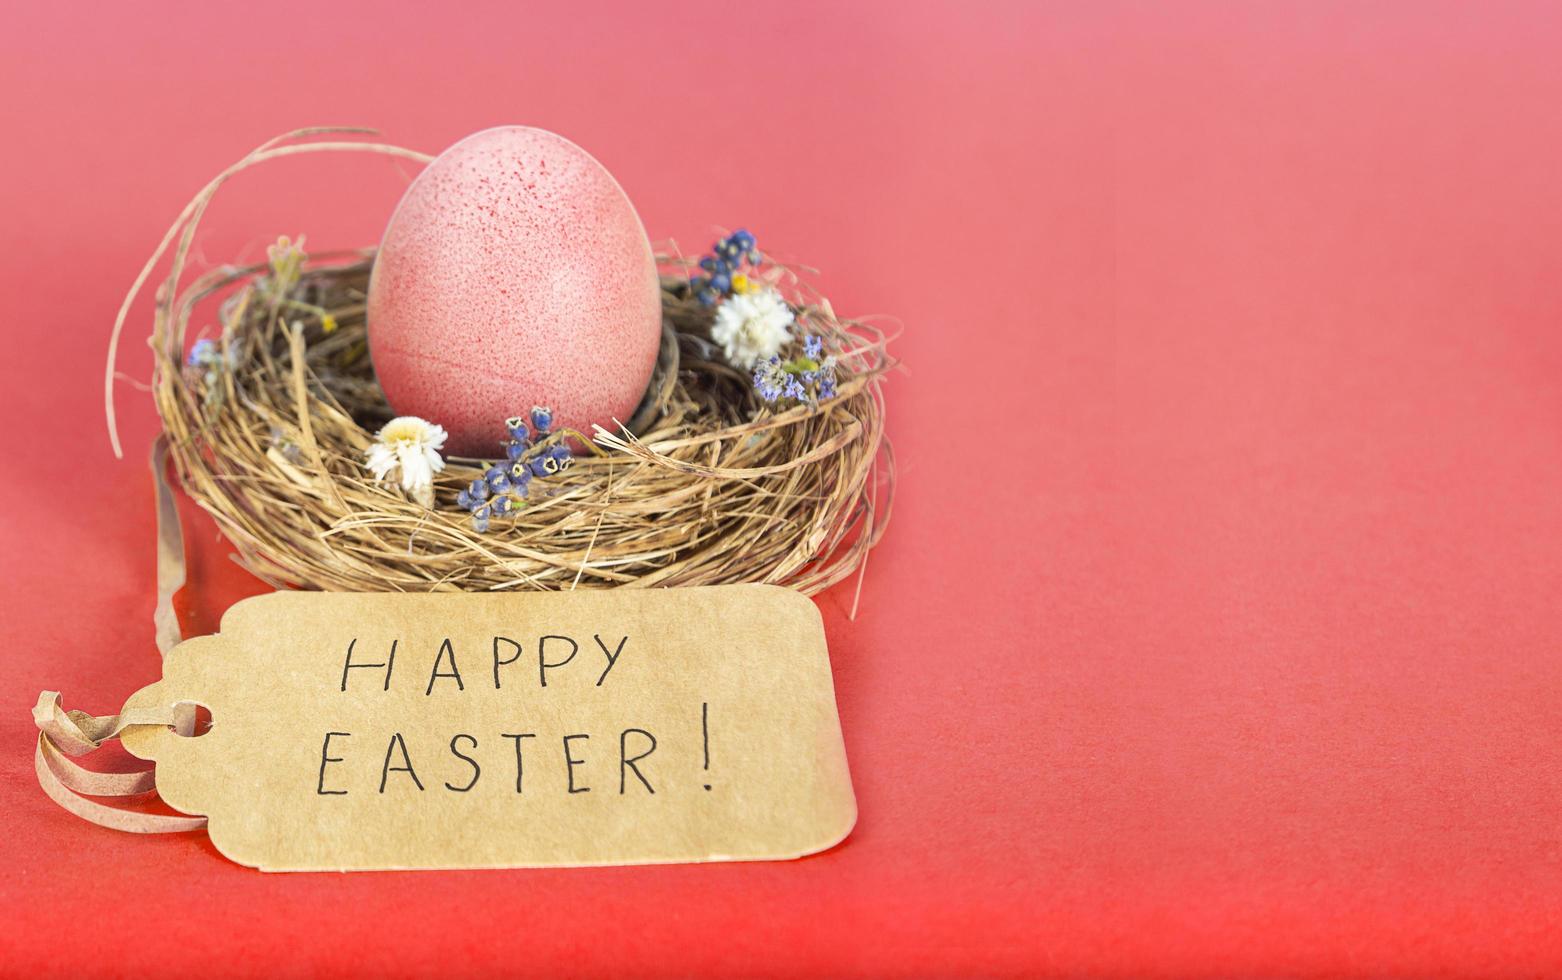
731, 273, 752, 294
321, 313, 338, 334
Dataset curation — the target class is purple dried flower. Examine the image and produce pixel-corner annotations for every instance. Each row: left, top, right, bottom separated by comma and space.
187, 338, 218, 367
752, 356, 786, 403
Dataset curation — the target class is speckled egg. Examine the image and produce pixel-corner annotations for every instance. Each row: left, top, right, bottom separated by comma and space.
367, 126, 661, 456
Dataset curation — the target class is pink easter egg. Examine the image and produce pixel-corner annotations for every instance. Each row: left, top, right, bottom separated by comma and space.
367, 126, 661, 457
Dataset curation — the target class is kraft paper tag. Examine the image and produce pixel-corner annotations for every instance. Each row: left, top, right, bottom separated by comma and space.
118, 586, 856, 871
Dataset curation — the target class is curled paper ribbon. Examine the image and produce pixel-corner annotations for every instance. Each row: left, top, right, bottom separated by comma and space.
32, 437, 206, 834
33, 692, 205, 834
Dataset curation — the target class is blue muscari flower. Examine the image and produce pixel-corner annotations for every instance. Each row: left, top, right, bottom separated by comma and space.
463, 411, 582, 530
693, 230, 761, 303
804, 335, 823, 360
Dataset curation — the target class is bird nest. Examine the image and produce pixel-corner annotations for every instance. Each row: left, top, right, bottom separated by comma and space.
105, 131, 895, 605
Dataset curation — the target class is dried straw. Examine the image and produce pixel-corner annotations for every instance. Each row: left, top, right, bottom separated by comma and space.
106, 129, 895, 608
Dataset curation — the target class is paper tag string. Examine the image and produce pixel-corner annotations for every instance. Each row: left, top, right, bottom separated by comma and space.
153, 432, 188, 658
31, 436, 207, 833
33, 692, 206, 834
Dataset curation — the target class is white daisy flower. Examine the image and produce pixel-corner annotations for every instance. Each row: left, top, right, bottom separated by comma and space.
711, 286, 795, 368
365, 416, 448, 508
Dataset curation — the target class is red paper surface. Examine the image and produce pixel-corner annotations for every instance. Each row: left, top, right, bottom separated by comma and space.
4, 2, 1562, 975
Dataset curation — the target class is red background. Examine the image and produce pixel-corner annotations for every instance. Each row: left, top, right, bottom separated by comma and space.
4, 2, 1562, 975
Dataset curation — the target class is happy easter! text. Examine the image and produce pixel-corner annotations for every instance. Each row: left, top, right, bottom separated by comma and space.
313, 635, 713, 797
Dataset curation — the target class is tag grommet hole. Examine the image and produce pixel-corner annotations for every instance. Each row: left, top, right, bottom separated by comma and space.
170, 701, 213, 738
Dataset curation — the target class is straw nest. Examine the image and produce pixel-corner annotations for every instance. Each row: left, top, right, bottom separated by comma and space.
106, 130, 895, 604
